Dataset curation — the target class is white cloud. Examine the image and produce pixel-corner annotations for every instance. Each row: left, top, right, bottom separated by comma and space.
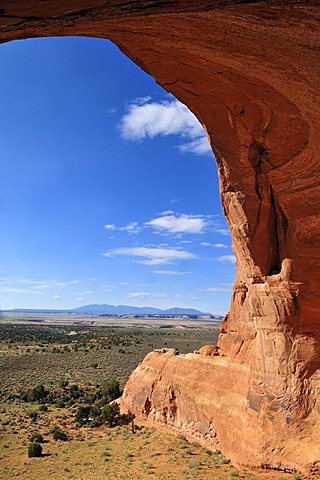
118, 222, 141, 234
145, 213, 207, 234
128, 292, 167, 298
0, 276, 85, 292
119, 98, 211, 155
152, 270, 191, 275
103, 213, 219, 237
216, 255, 236, 264
103, 246, 196, 265
1, 287, 42, 295
160, 210, 174, 216
200, 242, 228, 249
104, 222, 141, 234
53, 295, 62, 300
202, 287, 233, 292
132, 96, 152, 105
178, 136, 212, 155
216, 228, 231, 236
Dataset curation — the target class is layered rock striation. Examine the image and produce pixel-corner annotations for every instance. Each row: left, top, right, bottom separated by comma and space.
1, 0, 319, 472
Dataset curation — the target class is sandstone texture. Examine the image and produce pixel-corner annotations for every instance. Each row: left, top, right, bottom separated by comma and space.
1, 0, 320, 473
194, 345, 219, 355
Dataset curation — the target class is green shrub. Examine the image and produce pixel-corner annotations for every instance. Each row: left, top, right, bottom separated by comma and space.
52, 427, 68, 441
229, 470, 240, 477
30, 432, 44, 443
28, 442, 42, 457
75, 405, 91, 425
101, 402, 120, 427
20, 391, 28, 402
101, 378, 122, 404
27, 411, 38, 420
27, 384, 48, 403
58, 379, 69, 389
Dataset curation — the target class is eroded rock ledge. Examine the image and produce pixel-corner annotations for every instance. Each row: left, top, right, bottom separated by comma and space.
0, 0, 319, 472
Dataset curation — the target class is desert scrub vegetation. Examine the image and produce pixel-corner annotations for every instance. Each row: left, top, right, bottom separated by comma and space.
0, 401, 306, 480
27, 441, 42, 457
0, 323, 304, 480
0, 324, 218, 399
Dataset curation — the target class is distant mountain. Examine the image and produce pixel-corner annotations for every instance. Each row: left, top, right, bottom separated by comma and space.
163, 307, 206, 315
72, 304, 212, 316
1, 304, 218, 317
72, 304, 161, 315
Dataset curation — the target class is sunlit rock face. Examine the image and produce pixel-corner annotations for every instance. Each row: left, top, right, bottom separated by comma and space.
1, 0, 320, 472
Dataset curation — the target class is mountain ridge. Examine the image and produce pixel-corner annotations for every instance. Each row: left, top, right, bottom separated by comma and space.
1, 303, 217, 316
72, 304, 214, 316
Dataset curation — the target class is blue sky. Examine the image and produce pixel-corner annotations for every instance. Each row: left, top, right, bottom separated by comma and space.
0, 36, 235, 314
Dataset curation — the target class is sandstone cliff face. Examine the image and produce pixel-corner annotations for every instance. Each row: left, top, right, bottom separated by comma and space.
1, 0, 319, 472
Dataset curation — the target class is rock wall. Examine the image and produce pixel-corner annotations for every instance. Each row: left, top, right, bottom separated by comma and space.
1, 0, 319, 472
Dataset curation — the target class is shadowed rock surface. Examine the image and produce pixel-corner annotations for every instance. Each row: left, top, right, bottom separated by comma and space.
1, 0, 320, 472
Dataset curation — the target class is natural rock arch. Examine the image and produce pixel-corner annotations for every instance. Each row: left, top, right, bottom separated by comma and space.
1, 0, 320, 472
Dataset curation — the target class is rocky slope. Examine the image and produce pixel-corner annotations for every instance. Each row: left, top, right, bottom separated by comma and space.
0, 0, 319, 472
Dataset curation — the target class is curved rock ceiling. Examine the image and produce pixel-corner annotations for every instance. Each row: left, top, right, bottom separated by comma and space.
1, 0, 319, 472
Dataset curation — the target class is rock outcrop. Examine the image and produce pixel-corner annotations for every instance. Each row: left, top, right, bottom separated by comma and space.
1, 0, 319, 472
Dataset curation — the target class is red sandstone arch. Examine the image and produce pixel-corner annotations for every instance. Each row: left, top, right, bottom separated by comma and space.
1, 0, 320, 473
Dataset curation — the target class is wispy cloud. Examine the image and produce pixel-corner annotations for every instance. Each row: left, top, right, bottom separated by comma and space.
216, 228, 231, 236
119, 98, 211, 156
178, 137, 212, 155
103, 246, 196, 265
152, 270, 191, 275
127, 291, 199, 301
1, 287, 42, 295
216, 255, 236, 264
118, 222, 141, 234
104, 224, 116, 231
202, 287, 233, 292
145, 212, 210, 235
104, 222, 141, 234
200, 242, 228, 249
103, 212, 221, 237
0, 276, 85, 292
127, 292, 167, 298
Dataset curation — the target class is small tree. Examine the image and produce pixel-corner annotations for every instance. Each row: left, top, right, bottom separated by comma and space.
28, 442, 42, 457
58, 378, 69, 389
52, 426, 68, 441
30, 432, 44, 443
101, 402, 120, 427
101, 378, 122, 404
27, 384, 48, 403
75, 405, 91, 425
